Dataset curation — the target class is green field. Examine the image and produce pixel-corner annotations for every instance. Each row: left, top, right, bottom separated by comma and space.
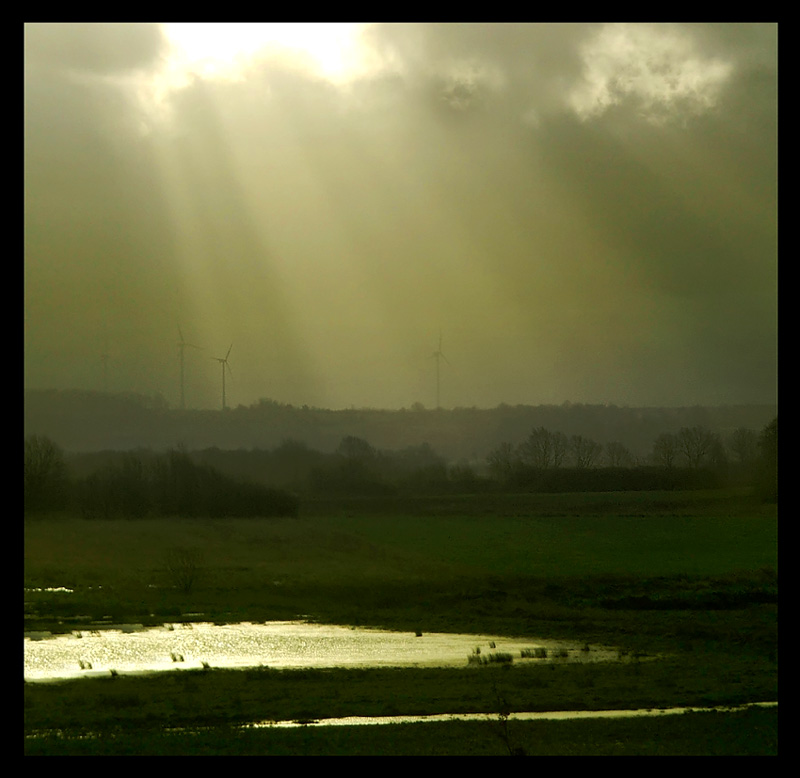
24, 488, 778, 755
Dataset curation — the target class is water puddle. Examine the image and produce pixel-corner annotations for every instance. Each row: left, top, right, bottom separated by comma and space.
24, 702, 778, 742
246, 701, 778, 728
24, 621, 620, 682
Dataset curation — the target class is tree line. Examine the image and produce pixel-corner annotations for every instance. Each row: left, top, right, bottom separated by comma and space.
24, 440, 299, 519
24, 417, 776, 516
489, 425, 759, 471
486, 420, 777, 497
25, 388, 777, 464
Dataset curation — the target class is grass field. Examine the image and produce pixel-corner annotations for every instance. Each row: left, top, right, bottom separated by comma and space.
24, 707, 777, 756
25, 488, 777, 587
24, 487, 778, 755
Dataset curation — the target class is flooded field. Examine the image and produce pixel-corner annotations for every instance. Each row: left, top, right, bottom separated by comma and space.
24, 620, 619, 682
246, 701, 778, 728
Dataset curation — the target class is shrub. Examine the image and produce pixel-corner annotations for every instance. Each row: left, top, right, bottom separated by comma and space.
75, 449, 299, 519
755, 417, 777, 502
164, 548, 203, 593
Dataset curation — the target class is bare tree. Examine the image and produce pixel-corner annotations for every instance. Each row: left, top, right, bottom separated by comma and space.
677, 426, 719, 469
518, 427, 568, 469
551, 431, 569, 468
486, 441, 517, 481
729, 427, 759, 466
570, 435, 603, 469
757, 417, 777, 501
164, 547, 204, 594
604, 441, 634, 468
652, 432, 679, 468
24, 434, 67, 513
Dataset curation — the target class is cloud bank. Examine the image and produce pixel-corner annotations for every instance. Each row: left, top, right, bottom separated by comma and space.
24, 23, 777, 410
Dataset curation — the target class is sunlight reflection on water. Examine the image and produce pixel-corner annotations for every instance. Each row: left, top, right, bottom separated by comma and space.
24, 621, 619, 682
246, 701, 779, 728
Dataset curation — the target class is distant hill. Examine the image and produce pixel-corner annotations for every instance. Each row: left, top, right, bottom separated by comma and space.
24, 388, 777, 464
24, 390, 778, 461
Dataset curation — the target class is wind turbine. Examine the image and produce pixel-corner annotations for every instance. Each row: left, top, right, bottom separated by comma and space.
212, 344, 233, 411
431, 332, 450, 409
177, 326, 203, 411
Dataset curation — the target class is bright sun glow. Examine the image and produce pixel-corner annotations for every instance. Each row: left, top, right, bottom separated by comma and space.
161, 23, 371, 85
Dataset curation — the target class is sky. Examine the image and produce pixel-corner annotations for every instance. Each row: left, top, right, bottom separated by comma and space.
24, 23, 778, 411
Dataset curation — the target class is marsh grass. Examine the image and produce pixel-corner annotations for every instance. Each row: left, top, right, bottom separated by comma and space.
469, 651, 515, 665
521, 648, 548, 658
23, 489, 777, 754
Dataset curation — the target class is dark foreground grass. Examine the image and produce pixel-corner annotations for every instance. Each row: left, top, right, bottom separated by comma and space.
24, 489, 777, 755
24, 488, 777, 636
24, 645, 777, 732
25, 706, 777, 756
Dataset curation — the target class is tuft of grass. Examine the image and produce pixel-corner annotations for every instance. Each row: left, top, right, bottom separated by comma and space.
468, 651, 515, 666
521, 648, 548, 659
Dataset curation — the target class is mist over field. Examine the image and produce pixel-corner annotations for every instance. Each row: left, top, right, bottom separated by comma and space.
24, 27, 779, 757
24, 23, 777, 412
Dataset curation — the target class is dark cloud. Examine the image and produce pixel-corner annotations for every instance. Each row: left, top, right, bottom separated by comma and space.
24, 23, 777, 410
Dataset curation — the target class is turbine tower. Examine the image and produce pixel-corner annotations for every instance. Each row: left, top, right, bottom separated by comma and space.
431, 332, 450, 410
177, 326, 203, 411
212, 344, 233, 411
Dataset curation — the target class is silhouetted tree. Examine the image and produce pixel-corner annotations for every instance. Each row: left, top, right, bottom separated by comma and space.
486, 441, 517, 481
518, 427, 568, 469
24, 434, 67, 514
570, 435, 603, 469
604, 441, 635, 468
551, 431, 568, 468
118, 452, 152, 517
164, 547, 203, 594
652, 432, 679, 468
756, 416, 777, 502
76, 448, 298, 519
391, 442, 444, 472
707, 435, 729, 470
310, 435, 393, 495
677, 426, 719, 469
336, 435, 377, 464
729, 427, 759, 467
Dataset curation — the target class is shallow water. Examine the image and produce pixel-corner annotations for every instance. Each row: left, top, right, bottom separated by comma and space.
24, 620, 618, 682
247, 701, 779, 728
